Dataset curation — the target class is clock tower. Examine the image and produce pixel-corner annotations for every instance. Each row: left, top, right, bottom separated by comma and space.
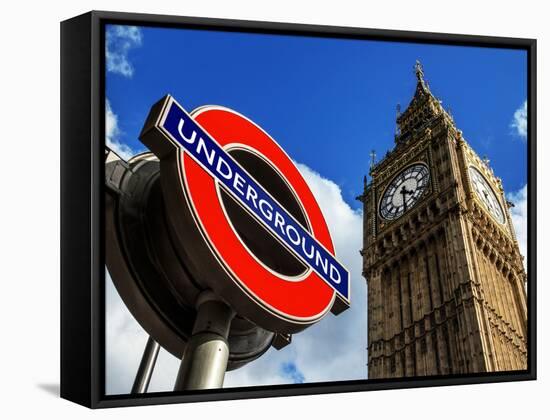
359, 61, 527, 378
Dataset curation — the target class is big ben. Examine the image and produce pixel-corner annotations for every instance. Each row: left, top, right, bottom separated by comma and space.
359, 61, 528, 379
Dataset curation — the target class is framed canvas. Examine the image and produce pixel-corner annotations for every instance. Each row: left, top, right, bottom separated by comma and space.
60, 10, 536, 408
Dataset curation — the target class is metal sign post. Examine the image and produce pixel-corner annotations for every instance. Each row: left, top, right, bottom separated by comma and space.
131, 336, 160, 394
174, 291, 236, 390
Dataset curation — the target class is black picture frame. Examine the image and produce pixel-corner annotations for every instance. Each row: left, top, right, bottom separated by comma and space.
60, 10, 537, 409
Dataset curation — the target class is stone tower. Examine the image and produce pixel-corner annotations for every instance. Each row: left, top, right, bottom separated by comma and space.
358, 61, 527, 379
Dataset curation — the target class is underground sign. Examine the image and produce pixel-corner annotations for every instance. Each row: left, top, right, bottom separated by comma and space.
140, 95, 350, 334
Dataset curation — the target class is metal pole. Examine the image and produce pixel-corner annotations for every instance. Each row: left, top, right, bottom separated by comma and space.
174, 291, 235, 391
131, 336, 160, 394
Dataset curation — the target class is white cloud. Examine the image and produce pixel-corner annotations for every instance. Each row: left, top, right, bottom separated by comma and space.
105, 269, 149, 394
106, 269, 181, 394
224, 163, 366, 387
510, 100, 527, 140
105, 99, 135, 160
105, 162, 367, 393
106, 25, 142, 77
508, 184, 528, 267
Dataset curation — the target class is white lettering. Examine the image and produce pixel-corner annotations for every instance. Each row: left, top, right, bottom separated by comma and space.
301, 237, 315, 259
216, 157, 232, 180
285, 224, 301, 246
329, 264, 341, 284
258, 199, 273, 221
196, 137, 215, 166
246, 185, 259, 209
315, 250, 329, 275
274, 211, 286, 235
177, 118, 197, 144
233, 172, 246, 196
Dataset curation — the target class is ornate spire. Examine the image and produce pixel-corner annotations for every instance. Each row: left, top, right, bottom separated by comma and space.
413, 59, 430, 94
394, 60, 442, 144
415, 59, 424, 82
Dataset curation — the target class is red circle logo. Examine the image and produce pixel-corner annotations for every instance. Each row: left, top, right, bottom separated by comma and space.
184, 106, 335, 322
140, 96, 349, 333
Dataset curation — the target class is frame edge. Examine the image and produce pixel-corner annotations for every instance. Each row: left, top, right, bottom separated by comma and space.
60, 11, 95, 408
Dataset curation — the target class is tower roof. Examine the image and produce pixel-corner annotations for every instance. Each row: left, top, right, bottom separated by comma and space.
413, 59, 430, 96
395, 60, 444, 143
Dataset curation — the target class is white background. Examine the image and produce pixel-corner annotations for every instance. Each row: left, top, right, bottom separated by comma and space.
0, 0, 547, 418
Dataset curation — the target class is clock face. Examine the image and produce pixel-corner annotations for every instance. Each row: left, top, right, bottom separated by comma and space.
379, 163, 430, 220
469, 166, 505, 224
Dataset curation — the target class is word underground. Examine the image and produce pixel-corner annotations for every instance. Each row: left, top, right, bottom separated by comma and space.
160, 99, 349, 302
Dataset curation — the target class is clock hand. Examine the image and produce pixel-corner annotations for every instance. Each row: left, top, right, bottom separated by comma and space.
400, 185, 414, 212
400, 186, 407, 212
482, 190, 492, 208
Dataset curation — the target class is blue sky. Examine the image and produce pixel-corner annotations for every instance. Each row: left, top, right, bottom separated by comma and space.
106, 25, 527, 210
105, 24, 528, 394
